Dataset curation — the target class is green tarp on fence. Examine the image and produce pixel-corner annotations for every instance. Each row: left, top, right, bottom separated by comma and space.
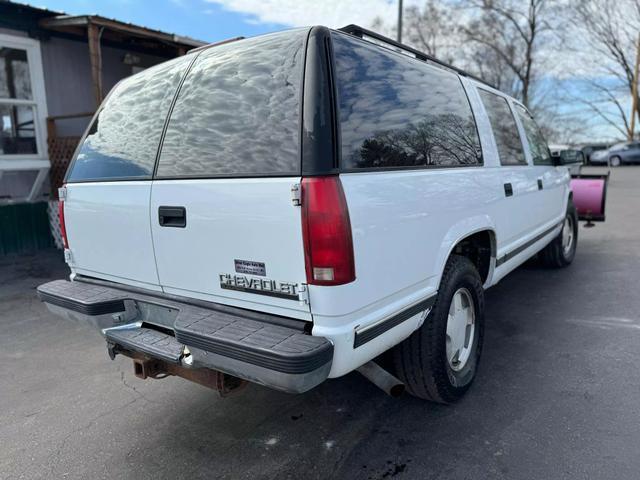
0, 202, 54, 255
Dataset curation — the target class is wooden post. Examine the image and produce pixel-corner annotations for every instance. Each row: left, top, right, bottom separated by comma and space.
46, 117, 56, 140
629, 33, 640, 141
87, 21, 103, 108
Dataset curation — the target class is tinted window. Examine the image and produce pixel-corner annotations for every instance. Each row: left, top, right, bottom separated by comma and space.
157, 30, 307, 178
333, 33, 482, 170
514, 105, 552, 165
478, 90, 526, 166
68, 55, 192, 181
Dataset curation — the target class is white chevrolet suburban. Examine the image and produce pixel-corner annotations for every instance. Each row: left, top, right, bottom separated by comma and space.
38, 25, 578, 403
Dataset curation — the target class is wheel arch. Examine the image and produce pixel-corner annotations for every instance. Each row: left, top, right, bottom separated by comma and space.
436, 218, 497, 289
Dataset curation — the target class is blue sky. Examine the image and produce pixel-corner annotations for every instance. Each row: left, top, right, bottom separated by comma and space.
27, 0, 290, 43
22, 0, 629, 142
25, 0, 402, 43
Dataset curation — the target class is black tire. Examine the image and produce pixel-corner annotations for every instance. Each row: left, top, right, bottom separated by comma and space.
539, 200, 578, 268
393, 255, 484, 404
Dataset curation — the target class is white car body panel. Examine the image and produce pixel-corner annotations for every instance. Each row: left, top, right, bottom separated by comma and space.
314, 168, 503, 376
149, 177, 312, 321
64, 182, 162, 291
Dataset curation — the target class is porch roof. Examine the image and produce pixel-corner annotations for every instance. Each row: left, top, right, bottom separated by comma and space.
38, 14, 206, 52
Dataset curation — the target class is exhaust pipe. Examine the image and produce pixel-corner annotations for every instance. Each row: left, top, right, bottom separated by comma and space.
357, 361, 405, 397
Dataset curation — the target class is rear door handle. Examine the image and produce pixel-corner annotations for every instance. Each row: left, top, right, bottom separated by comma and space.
504, 183, 513, 197
158, 206, 186, 228
537, 178, 543, 190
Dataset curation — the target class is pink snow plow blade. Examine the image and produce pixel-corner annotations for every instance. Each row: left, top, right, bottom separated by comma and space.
570, 173, 609, 223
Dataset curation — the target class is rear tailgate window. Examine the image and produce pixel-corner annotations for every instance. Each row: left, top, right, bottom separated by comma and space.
67, 55, 193, 182
156, 29, 307, 178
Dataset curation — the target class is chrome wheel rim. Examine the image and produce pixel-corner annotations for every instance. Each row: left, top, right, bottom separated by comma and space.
562, 214, 574, 256
446, 288, 475, 372
611, 157, 620, 166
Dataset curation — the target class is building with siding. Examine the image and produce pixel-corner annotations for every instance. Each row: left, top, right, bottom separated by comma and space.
0, 0, 206, 254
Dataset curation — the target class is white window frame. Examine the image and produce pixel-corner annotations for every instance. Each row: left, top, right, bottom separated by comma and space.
0, 33, 50, 202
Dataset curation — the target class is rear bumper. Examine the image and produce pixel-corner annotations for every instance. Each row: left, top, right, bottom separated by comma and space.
37, 279, 333, 393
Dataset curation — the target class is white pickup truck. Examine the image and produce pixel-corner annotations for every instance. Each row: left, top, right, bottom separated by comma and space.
38, 25, 578, 403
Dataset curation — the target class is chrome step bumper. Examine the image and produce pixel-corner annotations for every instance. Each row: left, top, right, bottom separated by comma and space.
37, 279, 332, 393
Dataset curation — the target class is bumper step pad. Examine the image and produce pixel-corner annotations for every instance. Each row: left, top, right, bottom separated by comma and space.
37, 280, 126, 315
106, 328, 184, 363
37, 279, 333, 392
175, 311, 332, 375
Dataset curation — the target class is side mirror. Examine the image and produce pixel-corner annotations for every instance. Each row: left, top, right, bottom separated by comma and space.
552, 150, 584, 166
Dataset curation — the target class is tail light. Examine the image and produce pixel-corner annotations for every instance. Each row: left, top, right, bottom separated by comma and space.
301, 176, 355, 286
58, 192, 69, 249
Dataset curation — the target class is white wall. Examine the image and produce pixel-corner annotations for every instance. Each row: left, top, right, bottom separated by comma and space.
40, 36, 169, 136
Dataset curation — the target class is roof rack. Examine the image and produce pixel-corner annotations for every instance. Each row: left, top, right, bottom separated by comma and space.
338, 24, 490, 87
187, 36, 245, 55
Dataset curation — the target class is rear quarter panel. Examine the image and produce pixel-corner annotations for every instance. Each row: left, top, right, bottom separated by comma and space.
312, 168, 502, 376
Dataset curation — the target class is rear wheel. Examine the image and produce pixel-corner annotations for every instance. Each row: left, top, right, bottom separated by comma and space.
539, 200, 578, 268
393, 255, 484, 403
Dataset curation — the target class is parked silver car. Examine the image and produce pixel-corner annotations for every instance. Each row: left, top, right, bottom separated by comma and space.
590, 142, 640, 166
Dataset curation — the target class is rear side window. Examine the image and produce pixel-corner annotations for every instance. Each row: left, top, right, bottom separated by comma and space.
332, 33, 482, 170
156, 30, 307, 178
514, 105, 552, 165
478, 90, 527, 166
67, 55, 192, 182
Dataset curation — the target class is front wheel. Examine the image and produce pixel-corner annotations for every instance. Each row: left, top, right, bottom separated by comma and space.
393, 255, 485, 403
610, 156, 621, 167
539, 200, 578, 268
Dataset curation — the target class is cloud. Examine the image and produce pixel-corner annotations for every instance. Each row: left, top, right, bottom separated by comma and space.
205, 0, 421, 28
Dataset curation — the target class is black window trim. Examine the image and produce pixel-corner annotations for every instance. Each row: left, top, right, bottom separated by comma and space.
150, 48, 202, 179
300, 26, 339, 176
477, 86, 528, 167
331, 29, 484, 173
339, 163, 489, 175
152, 171, 301, 181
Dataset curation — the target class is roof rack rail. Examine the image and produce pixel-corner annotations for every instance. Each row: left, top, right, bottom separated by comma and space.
338, 24, 490, 87
187, 36, 245, 55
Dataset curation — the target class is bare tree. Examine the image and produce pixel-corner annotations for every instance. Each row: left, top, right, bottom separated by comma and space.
403, 0, 568, 138
457, 0, 554, 107
404, 0, 454, 60
570, 0, 640, 140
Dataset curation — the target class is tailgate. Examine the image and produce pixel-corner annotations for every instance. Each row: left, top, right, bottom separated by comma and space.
149, 29, 311, 320
150, 178, 311, 320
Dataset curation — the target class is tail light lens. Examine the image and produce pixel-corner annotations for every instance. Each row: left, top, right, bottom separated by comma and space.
58, 195, 69, 249
301, 176, 355, 286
